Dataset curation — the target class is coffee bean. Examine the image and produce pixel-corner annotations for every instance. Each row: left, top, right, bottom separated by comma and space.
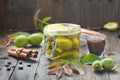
27, 64, 31, 67
7, 61, 11, 65
4, 64, 9, 67
19, 61, 23, 64
7, 67, 11, 71
19, 65, 23, 70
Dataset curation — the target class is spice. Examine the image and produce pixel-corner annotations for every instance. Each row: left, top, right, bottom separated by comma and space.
31, 53, 37, 58
7, 47, 38, 59
27, 64, 31, 67
7, 50, 30, 58
6, 67, 11, 71
19, 65, 23, 70
19, 61, 23, 64
7, 61, 11, 65
4, 64, 9, 67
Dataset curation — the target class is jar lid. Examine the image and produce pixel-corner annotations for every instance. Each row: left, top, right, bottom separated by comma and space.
44, 23, 81, 36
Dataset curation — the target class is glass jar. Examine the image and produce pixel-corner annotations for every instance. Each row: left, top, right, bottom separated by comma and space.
43, 23, 81, 59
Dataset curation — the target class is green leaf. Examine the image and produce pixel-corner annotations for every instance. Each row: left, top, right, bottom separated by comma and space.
42, 17, 52, 23
38, 23, 44, 32
80, 54, 101, 65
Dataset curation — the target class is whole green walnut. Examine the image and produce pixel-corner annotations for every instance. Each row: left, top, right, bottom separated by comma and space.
14, 35, 28, 48
56, 37, 72, 50
101, 58, 116, 70
72, 38, 79, 49
28, 33, 43, 46
92, 60, 102, 71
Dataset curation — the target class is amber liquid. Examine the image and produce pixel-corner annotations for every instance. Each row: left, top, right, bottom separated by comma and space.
87, 39, 105, 56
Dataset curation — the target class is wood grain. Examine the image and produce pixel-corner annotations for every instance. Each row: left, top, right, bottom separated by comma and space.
103, 31, 120, 80
0, 0, 120, 31
1, 30, 120, 80
9, 48, 42, 80
0, 46, 18, 80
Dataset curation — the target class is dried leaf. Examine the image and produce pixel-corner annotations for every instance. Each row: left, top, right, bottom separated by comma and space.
70, 59, 85, 75
34, 9, 41, 28
47, 66, 61, 75
8, 31, 30, 40
56, 69, 63, 80
0, 37, 11, 46
47, 60, 68, 69
63, 64, 73, 77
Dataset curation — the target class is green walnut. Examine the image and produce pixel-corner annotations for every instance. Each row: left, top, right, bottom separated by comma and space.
14, 35, 28, 48
56, 37, 73, 50
92, 60, 102, 71
46, 49, 52, 55
101, 58, 116, 70
103, 22, 118, 31
28, 33, 43, 46
72, 38, 79, 49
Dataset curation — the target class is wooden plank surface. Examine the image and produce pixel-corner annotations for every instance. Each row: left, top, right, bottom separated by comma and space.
103, 31, 120, 80
1, 0, 120, 31
0, 46, 18, 80
1, 31, 120, 80
0, 32, 18, 80
9, 47, 42, 80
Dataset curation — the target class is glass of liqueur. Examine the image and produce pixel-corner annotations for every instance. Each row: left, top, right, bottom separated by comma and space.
87, 34, 106, 58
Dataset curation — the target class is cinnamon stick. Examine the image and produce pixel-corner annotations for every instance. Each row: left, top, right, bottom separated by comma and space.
7, 50, 31, 58
11, 48, 30, 53
81, 28, 103, 36
31, 53, 37, 58
30, 51, 38, 58
11, 48, 38, 58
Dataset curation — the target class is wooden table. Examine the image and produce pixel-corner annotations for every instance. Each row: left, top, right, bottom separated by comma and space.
0, 31, 120, 80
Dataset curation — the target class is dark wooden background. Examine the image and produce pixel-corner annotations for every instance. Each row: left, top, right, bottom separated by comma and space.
0, 0, 120, 31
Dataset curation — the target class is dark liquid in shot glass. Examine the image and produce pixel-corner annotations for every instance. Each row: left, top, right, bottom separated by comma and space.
87, 39, 105, 56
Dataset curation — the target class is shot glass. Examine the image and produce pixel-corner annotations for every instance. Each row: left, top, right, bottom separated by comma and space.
87, 34, 106, 58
